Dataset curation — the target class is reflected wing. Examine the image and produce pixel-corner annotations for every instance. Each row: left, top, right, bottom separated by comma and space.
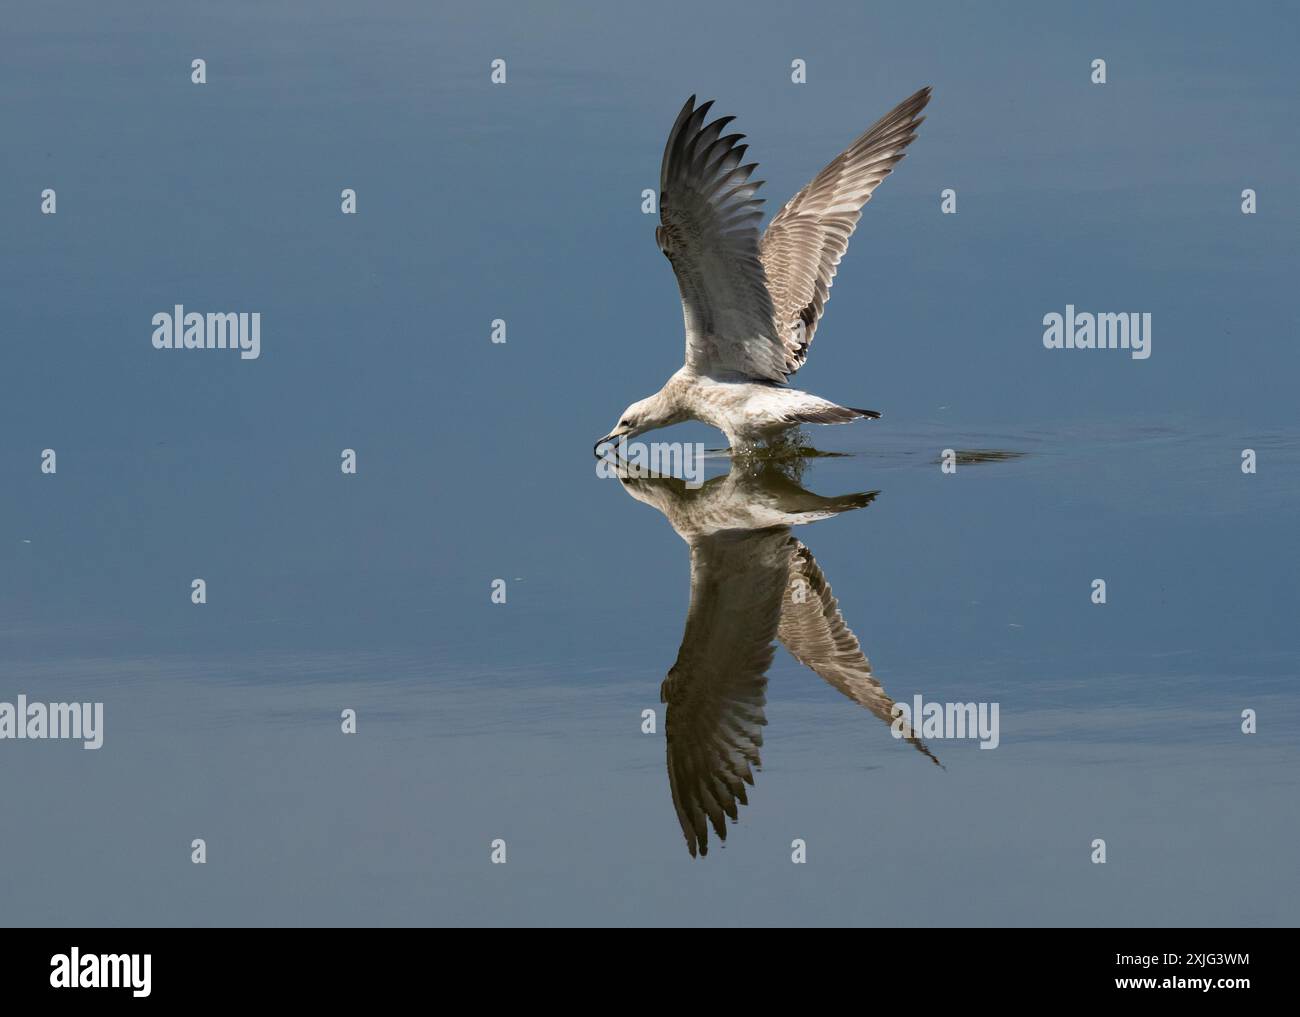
778, 541, 940, 766
760, 87, 931, 373
658, 96, 789, 382
660, 529, 793, 856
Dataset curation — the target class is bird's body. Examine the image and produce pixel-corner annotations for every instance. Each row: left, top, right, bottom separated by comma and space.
597, 86, 932, 454
645, 368, 877, 448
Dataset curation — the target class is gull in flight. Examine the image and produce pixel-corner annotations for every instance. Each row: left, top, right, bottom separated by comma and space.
614, 457, 939, 857
596, 86, 932, 455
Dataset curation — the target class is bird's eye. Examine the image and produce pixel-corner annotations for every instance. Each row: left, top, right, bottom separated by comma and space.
619, 418, 629, 427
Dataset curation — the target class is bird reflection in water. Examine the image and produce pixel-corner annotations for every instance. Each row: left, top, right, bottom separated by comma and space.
612, 450, 939, 857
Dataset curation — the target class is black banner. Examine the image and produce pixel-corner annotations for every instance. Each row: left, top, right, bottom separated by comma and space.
0, 930, 1276, 1003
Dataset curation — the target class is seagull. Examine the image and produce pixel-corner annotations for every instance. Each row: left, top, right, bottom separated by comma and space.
596, 86, 931, 455
614, 456, 940, 857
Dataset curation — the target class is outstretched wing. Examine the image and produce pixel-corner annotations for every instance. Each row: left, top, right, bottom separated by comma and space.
760, 87, 931, 374
660, 529, 793, 856
778, 540, 940, 766
658, 96, 789, 383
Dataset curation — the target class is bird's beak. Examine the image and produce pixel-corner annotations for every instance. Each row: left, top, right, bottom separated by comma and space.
594, 434, 617, 457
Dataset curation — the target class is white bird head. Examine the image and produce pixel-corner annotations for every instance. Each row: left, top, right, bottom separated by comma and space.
594, 391, 676, 456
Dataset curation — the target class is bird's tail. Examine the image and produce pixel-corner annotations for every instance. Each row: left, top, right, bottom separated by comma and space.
790, 402, 881, 425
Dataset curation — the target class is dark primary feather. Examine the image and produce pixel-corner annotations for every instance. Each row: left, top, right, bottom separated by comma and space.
658, 96, 789, 382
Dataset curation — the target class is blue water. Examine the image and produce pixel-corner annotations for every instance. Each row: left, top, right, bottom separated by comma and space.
1, 0, 1297, 926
